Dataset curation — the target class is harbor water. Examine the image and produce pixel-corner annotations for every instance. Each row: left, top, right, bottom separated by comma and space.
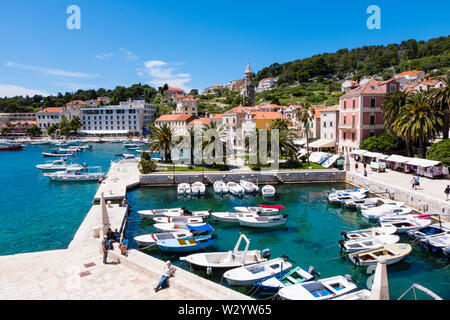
125, 184, 450, 300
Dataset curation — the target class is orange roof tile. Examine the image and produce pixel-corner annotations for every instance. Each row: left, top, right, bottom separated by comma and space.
210, 114, 224, 119
37, 107, 63, 114
188, 118, 210, 126
400, 70, 423, 76
156, 114, 196, 122
251, 111, 288, 120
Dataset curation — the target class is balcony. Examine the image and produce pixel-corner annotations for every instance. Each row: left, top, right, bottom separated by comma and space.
339, 123, 356, 130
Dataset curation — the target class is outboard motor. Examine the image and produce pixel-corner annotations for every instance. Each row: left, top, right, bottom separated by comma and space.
340, 231, 349, 241
261, 249, 271, 260
353, 255, 360, 269
338, 240, 345, 254
345, 274, 360, 285
183, 208, 189, 215
308, 266, 321, 278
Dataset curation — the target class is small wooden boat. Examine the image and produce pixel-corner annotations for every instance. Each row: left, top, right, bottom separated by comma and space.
156, 234, 217, 252
340, 226, 397, 241
153, 222, 211, 233
342, 197, 384, 209
379, 215, 432, 234
152, 216, 204, 224
238, 214, 288, 228
422, 233, 450, 254
44, 166, 104, 182
234, 204, 282, 215
331, 289, 371, 300
138, 208, 210, 219
277, 275, 358, 300
224, 257, 293, 286
239, 180, 259, 193
349, 243, 412, 267
177, 183, 191, 195
262, 185, 276, 197
191, 181, 206, 195
407, 223, 450, 240
0, 143, 24, 151
256, 266, 318, 293
361, 206, 412, 220
328, 191, 366, 204
179, 234, 270, 269
227, 181, 244, 196
134, 231, 193, 246
42, 150, 73, 157
338, 235, 400, 253
331, 187, 370, 194
211, 211, 259, 223
213, 180, 228, 194
358, 199, 404, 211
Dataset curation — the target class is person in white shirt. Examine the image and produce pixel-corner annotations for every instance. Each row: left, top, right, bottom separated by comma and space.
154, 260, 176, 292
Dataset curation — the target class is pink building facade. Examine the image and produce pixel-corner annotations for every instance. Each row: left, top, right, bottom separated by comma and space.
338, 78, 400, 152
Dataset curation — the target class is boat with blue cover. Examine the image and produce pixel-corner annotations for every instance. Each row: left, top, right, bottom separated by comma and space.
155, 224, 217, 252
255, 265, 319, 294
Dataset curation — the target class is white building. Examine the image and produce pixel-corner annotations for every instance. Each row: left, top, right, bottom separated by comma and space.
37, 106, 80, 132
79, 100, 156, 136
0, 112, 36, 124
174, 97, 198, 116
256, 78, 276, 93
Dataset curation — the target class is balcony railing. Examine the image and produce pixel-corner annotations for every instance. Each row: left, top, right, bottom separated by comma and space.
338, 123, 356, 130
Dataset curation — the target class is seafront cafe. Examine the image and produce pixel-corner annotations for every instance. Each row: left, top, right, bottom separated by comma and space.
350, 150, 444, 178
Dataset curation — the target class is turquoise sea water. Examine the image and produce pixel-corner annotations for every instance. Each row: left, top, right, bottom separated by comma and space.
0, 142, 132, 255
1, 143, 448, 299
125, 185, 450, 300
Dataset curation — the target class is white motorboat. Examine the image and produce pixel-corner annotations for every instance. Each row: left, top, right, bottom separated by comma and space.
152, 216, 205, 224
331, 187, 370, 194
338, 235, 400, 253
227, 181, 244, 196
213, 180, 228, 194
407, 223, 450, 240
262, 185, 276, 197
361, 206, 412, 220
358, 199, 404, 211
177, 183, 191, 195
277, 275, 358, 300
234, 205, 281, 215
224, 257, 293, 286
153, 222, 210, 233
112, 153, 140, 164
238, 215, 288, 228
342, 197, 384, 209
138, 207, 183, 219
138, 208, 210, 219
36, 158, 73, 171
379, 215, 432, 234
256, 266, 317, 293
30, 140, 49, 145
239, 180, 259, 193
211, 211, 259, 223
349, 243, 412, 267
191, 181, 206, 195
328, 192, 366, 204
179, 234, 270, 269
134, 231, 193, 246
42, 150, 73, 157
44, 166, 104, 182
340, 226, 398, 241
425, 233, 450, 254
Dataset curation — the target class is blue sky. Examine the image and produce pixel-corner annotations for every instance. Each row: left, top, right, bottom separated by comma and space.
0, 0, 449, 97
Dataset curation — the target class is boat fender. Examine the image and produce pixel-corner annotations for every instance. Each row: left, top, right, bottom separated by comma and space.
338, 240, 345, 254
340, 231, 349, 241
261, 249, 271, 260
308, 266, 321, 278
256, 211, 262, 215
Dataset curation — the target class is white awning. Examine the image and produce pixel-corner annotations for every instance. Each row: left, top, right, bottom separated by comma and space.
362, 151, 389, 159
385, 154, 413, 164
351, 149, 368, 156
293, 138, 307, 146
406, 158, 441, 167
308, 139, 336, 148
309, 152, 330, 164
80, 130, 130, 135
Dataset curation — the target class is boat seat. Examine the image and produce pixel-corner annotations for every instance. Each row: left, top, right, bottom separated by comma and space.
178, 239, 187, 246
187, 239, 197, 245
286, 276, 297, 284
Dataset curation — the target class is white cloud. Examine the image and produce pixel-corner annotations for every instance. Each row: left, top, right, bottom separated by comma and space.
50, 82, 101, 91
0, 84, 51, 97
119, 48, 138, 61
142, 60, 192, 91
95, 53, 115, 60
5, 62, 99, 78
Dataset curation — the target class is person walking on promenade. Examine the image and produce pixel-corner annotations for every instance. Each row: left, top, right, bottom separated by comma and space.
411, 177, 416, 190
445, 185, 450, 201
154, 261, 176, 292
102, 235, 109, 264
119, 235, 129, 256
364, 169, 367, 177
355, 162, 359, 172
415, 176, 420, 190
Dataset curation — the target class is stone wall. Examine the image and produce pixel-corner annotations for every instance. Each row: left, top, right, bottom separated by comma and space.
139, 169, 346, 186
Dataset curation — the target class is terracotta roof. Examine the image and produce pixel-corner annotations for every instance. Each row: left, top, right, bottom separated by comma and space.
37, 107, 63, 114
167, 87, 184, 92
188, 118, 210, 126
210, 114, 224, 119
342, 78, 385, 97
400, 70, 423, 76
224, 106, 258, 114
322, 105, 340, 111
251, 111, 288, 120
156, 114, 196, 122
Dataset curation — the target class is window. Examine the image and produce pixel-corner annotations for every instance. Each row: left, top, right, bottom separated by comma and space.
343, 116, 346, 124
370, 115, 375, 125
369, 131, 375, 137
370, 98, 376, 108
352, 99, 355, 109
352, 115, 355, 124
343, 101, 347, 109
329, 121, 332, 127
352, 133, 355, 141
343, 132, 347, 140
323, 122, 327, 128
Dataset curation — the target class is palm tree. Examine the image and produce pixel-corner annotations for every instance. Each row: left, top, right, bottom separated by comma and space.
427, 74, 450, 139
381, 90, 412, 155
202, 121, 229, 166
271, 118, 290, 131
147, 123, 175, 162
174, 127, 198, 166
277, 128, 298, 161
392, 92, 443, 158
296, 103, 315, 163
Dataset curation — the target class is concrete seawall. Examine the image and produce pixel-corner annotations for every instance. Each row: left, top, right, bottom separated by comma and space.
140, 169, 346, 186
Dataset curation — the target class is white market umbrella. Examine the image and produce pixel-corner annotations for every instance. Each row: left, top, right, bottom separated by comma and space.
100, 192, 111, 236
369, 256, 389, 300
